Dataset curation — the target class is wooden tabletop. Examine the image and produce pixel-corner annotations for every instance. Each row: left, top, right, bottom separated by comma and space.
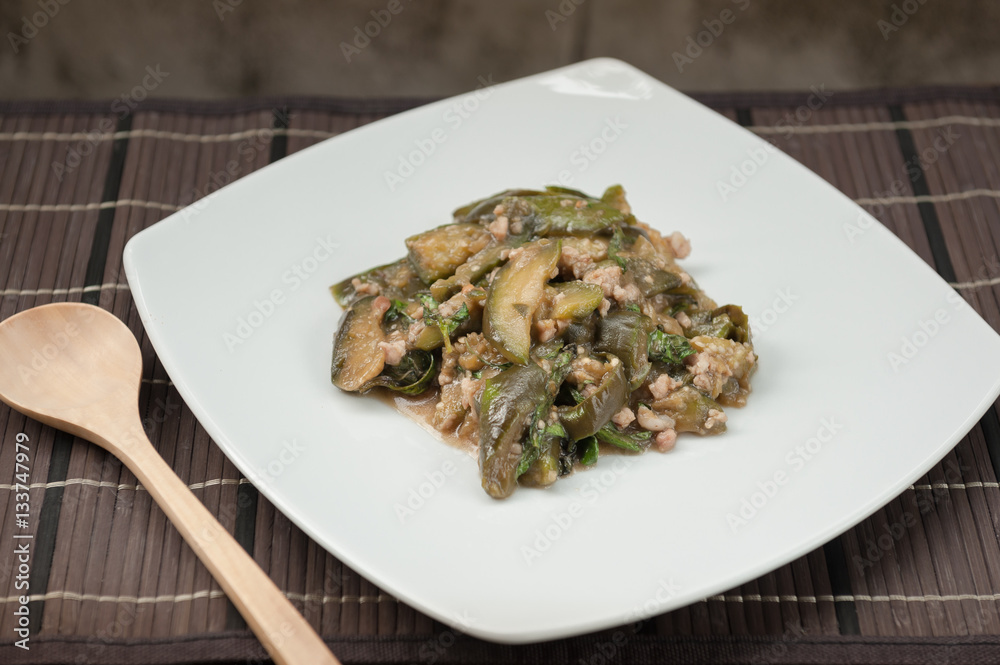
1, 87, 1000, 664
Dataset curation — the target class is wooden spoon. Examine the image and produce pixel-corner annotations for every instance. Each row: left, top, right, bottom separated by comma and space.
0, 302, 339, 665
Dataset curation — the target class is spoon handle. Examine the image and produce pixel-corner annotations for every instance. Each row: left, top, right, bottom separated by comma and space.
114, 423, 339, 665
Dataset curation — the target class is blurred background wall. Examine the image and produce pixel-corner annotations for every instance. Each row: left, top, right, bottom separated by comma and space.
1, 0, 998, 99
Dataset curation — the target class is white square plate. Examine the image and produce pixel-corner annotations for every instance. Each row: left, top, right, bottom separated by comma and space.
124, 59, 1000, 643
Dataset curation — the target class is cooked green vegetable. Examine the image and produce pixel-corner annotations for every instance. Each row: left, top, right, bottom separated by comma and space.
331, 296, 386, 391
483, 239, 561, 364
517, 350, 574, 481
577, 435, 600, 466
383, 299, 414, 325
608, 227, 683, 296
550, 282, 604, 321
416, 293, 469, 353
563, 312, 599, 346
452, 188, 545, 223
596, 310, 654, 391
519, 433, 562, 488
479, 362, 549, 499
406, 223, 492, 284
608, 225, 629, 271
687, 305, 751, 343
627, 258, 683, 297
523, 195, 628, 237
558, 356, 628, 441
601, 184, 630, 212
430, 241, 514, 301
330, 258, 423, 307
657, 385, 727, 435
361, 350, 436, 395
330, 184, 756, 499
596, 424, 652, 452
648, 329, 696, 365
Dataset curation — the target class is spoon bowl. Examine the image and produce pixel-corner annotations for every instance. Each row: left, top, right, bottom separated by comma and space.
0, 302, 338, 665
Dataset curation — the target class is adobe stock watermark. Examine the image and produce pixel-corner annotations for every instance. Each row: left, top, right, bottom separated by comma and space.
394, 458, 458, 523
747, 622, 807, 665
768, 85, 834, 139
959, 254, 1000, 290
178, 108, 290, 223
716, 142, 776, 202
53, 394, 179, 522
520, 457, 633, 565
340, 0, 414, 63
11, 433, 31, 651
844, 125, 961, 243
574, 579, 681, 665
886, 290, 968, 372
877, 0, 930, 40
179, 109, 289, 221
141, 395, 180, 436
416, 610, 478, 664
189, 474, 256, 549
719, 85, 832, 202
853, 459, 966, 573
223, 234, 340, 352
547, 116, 629, 188
577, 624, 641, 665
545, 0, 586, 31
630, 578, 683, 623
70, 603, 146, 663
213, 0, 243, 21
244, 439, 305, 487
842, 209, 880, 245
726, 416, 844, 532
241, 568, 360, 665
383, 74, 496, 191
7, 0, 71, 53
15, 306, 95, 385
672, 0, 751, 73
52, 65, 170, 182
748, 287, 797, 336
900, 126, 960, 180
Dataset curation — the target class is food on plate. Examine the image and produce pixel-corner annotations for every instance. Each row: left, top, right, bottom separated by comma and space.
330, 185, 757, 499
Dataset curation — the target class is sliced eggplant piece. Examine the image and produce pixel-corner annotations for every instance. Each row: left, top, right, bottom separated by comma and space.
479, 362, 549, 499
405, 223, 492, 284
557, 355, 628, 441
523, 195, 628, 237
430, 240, 514, 302
330, 258, 422, 308
483, 239, 561, 364
331, 296, 386, 391
550, 281, 604, 321
596, 310, 654, 391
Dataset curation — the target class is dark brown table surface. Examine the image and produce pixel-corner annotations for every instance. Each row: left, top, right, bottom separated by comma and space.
1, 86, 1000, 664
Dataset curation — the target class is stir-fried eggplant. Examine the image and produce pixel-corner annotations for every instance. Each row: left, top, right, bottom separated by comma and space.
549, 282, 604, 321
479, 362, 549, 499
330, 184, 757, 499
361, 351, 436, 395
557, 356, 628, 441
406, 223, 492, 284
595, 311, 654, 391
331, 296, 387, 391
482, 239, 561, 364
330, 259, 423, 308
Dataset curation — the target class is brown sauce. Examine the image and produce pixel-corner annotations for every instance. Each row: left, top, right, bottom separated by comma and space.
372, 386, 478, 457
372, 385, 632, 470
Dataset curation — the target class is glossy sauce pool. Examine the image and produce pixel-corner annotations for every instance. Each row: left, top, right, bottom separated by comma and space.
372, 387, 630, 475
373, 387, 478, 457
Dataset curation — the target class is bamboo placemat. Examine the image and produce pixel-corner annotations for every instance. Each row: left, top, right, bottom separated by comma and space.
1, 87, 1000, 664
